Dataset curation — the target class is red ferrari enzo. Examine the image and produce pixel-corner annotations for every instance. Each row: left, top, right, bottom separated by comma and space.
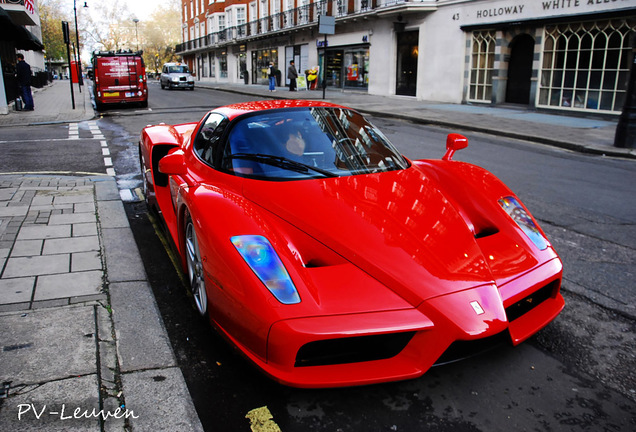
139, 100, 564, 388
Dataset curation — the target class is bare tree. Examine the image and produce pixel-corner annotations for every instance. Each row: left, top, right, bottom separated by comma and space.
82, 0, 137, 53
140, 3, 181, 74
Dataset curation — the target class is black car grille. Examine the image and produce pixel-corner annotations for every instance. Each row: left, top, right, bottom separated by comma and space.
295, 332, 416, 367
179, 76, 187, 81
434, 331, 510, 366
505, 280, 559, 322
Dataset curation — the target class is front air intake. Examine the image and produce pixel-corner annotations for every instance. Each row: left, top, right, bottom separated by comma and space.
505, 280, 559, 322
295, 332, 415, 367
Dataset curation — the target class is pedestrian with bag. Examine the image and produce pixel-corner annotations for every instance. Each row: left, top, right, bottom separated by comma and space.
16, 53, 34, 111
268, 62, 276, 92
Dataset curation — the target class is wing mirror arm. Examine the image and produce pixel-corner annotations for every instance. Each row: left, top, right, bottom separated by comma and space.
158, 149, 188, 176
442, 133, 469, 161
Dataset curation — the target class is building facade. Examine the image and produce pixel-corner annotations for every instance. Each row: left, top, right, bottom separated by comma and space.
1, 0, 44, 114
177, 0, 636, 115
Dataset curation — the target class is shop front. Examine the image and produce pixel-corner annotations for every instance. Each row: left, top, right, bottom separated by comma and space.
460, 0, 636, 114
320, 44, 370, 90
252, 47, 278, 85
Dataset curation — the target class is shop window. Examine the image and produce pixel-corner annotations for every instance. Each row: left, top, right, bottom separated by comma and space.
344, 49, 369, 88
220, 52, 228, 78
252, 49, 278, 85
539, 19, 635, 113
468, 30, 496, 102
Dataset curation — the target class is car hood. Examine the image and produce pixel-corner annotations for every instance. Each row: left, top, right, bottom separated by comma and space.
242, 165, 543, 307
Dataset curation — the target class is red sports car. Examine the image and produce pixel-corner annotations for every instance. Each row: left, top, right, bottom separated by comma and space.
139, 100, 564, 388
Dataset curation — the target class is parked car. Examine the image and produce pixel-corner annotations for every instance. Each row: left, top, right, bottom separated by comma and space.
160, 63, 194, 90
138, 100, 564, 388
91, 50, 147, 110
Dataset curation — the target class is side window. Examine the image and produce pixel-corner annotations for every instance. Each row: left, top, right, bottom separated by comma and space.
193, 113, 228, 166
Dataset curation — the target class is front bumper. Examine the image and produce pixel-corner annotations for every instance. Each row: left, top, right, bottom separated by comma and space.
257, 258, 563, 388
170, 81, 194, 89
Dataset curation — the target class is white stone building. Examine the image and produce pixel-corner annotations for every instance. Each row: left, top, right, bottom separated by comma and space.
177, 0, 636, 115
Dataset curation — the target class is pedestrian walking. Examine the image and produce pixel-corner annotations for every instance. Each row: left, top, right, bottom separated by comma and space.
287, 60, 298, 92
268, 62, 276, 92
16, 53, 34, 111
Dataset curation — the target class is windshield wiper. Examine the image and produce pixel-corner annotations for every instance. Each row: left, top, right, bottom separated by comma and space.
229, 153, 339, 178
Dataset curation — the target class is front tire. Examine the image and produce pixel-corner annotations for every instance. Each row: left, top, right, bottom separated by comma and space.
184, 212, 208, 316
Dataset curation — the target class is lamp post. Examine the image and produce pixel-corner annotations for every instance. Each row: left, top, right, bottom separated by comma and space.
133, 18, 140, 52
73, 0, 87, 91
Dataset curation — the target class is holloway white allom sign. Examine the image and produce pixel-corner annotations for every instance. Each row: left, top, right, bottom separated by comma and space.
460, 0, 636, 25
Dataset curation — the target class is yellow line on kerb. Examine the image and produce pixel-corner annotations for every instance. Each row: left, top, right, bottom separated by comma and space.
145, 203, 189, 288
245, 406, 282, 432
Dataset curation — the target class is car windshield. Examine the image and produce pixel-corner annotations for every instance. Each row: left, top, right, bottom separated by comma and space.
168, 66, 189, 73
223, 107, 409, 180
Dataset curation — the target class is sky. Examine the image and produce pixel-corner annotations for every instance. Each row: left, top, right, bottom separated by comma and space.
128, 0, 163, 21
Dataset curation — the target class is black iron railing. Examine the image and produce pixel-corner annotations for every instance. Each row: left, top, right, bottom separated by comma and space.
175, 0, 411, 54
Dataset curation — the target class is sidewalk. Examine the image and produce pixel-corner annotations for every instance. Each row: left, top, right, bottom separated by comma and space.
0, 80, 94, 127
0, 175, 203, 431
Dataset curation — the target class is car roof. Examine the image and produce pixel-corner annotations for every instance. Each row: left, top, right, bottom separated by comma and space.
212, 100, 349, 121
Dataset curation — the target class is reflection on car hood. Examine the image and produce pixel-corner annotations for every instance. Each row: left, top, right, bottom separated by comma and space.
242, 165, 542, 306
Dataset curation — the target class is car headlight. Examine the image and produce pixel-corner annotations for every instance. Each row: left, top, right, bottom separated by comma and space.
498, 196, 548, 250
171, 77, 179, 82
231, 235, 301, 304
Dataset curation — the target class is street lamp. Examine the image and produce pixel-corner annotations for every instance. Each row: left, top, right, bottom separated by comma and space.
133, 18, 140, 52
73, 0, 88, 91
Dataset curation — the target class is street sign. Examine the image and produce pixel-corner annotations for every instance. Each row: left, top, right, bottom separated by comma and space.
319, 15, 335, 35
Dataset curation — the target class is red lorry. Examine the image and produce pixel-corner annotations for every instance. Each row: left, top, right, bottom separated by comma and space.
92, 50, 148, 110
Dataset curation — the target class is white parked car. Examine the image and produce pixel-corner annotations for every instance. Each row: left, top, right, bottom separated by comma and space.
160, 63, 195, 90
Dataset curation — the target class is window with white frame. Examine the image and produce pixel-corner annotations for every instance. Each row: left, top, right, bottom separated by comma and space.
260, 0, 268, 18
271, 0, 280, 14
219, 14, 226, 31
190, 1, 194, 19
298, 0, 309, 25
250, 2, 258, 34
237, 6, 246, 25
335, 0, 347, 16
468, 30, 496, 102
283, 0, 293, 28
271, 0, 280, 30
539, 19, 636, 112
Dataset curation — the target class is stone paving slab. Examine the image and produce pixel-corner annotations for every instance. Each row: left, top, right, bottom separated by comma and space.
35, 270, 103, 301
0, 305, 97, 384
121, 368, 205, 432
0, 375, 101, 431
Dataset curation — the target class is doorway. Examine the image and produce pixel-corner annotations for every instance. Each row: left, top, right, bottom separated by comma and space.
506, 34, 534, 104
396, 31, 418, 96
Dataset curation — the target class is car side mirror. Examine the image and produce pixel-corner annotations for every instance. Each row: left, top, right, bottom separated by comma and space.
442, 133, 468, 161
158, 149, 187, 175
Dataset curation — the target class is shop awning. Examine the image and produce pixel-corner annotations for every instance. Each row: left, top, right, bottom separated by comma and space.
0, 7, 44, 51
